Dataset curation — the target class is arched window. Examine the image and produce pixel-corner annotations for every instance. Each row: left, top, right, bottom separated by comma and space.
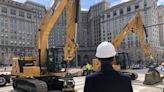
83, 55, 89, 65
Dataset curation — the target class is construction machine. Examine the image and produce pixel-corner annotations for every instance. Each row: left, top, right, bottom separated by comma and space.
0, 0, 80, 92
92, 11, 162, 82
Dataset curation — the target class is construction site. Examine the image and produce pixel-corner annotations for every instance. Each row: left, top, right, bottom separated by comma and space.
0, 0, 164, 92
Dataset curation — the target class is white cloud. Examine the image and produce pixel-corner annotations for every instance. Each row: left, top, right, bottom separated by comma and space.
158, 0, 164, 5
50, 0, 54, 7
12, 0, 26, 3
81, 8, 89, 11
95, 0, 102, 4
111, 0, 130, 7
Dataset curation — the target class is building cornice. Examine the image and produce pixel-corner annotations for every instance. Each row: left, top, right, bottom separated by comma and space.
0, 2, 34, 13
101, 7, 152, 23
0, 14, 35, 23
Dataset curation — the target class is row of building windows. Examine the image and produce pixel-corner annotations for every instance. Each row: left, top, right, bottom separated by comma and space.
0, 47, 33, 52
1, 7, 32, 19
1, 30, 32, 34
102, 4, 142, 19
1, 40, 32, 46
120, 41, 141, 49
1, 30, 33, 34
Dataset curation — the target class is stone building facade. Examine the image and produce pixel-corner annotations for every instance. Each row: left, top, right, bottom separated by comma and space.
0, 0, 46, 65
100, 0, 162, 63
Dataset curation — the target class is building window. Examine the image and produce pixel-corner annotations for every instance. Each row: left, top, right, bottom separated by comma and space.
27, 13, 32, 19
102, 15, 105, 19
5, 41, 8, 45
120, 9, 123, 15
135, 5, 139, 9
107, 14, 110, 18
144, 3, 147, 7
1, 7, 7, 13
127, 6, 131, 12
131, 41, 133, 47
1, 40, 4, 44
113, 11, 117, 16
128, 41, 130, 48
19, 11, 24, 17
10, 9, 16, 15
1, 48, 4, 51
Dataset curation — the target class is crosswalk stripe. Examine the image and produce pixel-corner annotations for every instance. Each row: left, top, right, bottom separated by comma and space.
75, 81, 84, 86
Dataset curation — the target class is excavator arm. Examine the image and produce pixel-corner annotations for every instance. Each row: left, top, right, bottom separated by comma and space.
64, 0, 80, 61
39, 0, 79, 65
135, 12, 152, 58
39, 0, 68, 65
112, 11, 152, 59
112, 15, 136, 48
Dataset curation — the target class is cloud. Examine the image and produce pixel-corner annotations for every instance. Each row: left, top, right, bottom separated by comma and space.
12, 0, 26, 3
95, 0, 102, 4
50, 0, 54, 7
157, 0, 164, 5
81, 8, 89, 11
111, 0, 130, 7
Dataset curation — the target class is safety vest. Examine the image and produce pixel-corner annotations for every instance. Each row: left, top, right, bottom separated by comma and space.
86, 64, 91, 70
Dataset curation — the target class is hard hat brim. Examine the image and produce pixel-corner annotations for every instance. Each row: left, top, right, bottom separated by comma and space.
96, 51, 116, 58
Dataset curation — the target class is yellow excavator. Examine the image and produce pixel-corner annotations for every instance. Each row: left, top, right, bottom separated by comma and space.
4, 0, 80, 92
92, 11, 162, 83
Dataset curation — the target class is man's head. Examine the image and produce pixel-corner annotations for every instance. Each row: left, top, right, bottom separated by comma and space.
96, 41, 116, 64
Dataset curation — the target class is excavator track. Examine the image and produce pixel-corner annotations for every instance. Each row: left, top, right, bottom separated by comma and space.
13, 78, 48, 92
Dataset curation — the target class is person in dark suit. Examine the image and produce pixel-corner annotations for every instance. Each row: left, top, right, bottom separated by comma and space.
84, 41, 133, 92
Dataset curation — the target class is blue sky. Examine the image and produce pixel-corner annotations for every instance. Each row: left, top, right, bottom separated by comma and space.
14, 0, 164, 10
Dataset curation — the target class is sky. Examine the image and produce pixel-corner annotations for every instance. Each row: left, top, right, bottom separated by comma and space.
13, 0, 164, 10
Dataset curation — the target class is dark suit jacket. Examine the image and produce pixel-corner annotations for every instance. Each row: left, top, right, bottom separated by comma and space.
84, 65, 133, 92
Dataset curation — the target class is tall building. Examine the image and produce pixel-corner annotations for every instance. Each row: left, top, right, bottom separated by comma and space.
47, 1, 109, 66
75, 1, 110, 65
0, 0, 45, 65
77, 10, 95, 65
158, 5, 164, 46
100, 0, 161, 62
48, 0, 163, 65
88, 0, 109, 46
77, 11, 89, 47
24, 1, 46, 55
24, 1, 46, 35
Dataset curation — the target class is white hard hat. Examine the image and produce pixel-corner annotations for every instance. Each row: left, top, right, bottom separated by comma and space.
96, 41, 116, 58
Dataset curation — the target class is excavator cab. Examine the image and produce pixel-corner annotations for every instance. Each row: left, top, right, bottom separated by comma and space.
115, 52, 129, 69
46, 48, 67, 73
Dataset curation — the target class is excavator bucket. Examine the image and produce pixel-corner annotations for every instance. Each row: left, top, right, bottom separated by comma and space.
143, 63, 162, 85
143, 69, 162, 85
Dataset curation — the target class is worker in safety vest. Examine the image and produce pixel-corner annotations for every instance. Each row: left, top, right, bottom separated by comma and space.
84, 41, 133, 92
86, 63, 91, 70
85, 63, 92, 75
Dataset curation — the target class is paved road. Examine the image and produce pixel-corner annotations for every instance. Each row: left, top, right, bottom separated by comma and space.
0, 69, 164, 92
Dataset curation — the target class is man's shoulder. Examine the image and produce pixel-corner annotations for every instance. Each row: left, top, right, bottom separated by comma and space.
86, 71, 132, 81
117, 72, 132, 81
86, 71, 102, 79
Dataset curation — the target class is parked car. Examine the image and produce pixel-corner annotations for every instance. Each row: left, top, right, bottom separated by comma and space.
131, 64, 144, 69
